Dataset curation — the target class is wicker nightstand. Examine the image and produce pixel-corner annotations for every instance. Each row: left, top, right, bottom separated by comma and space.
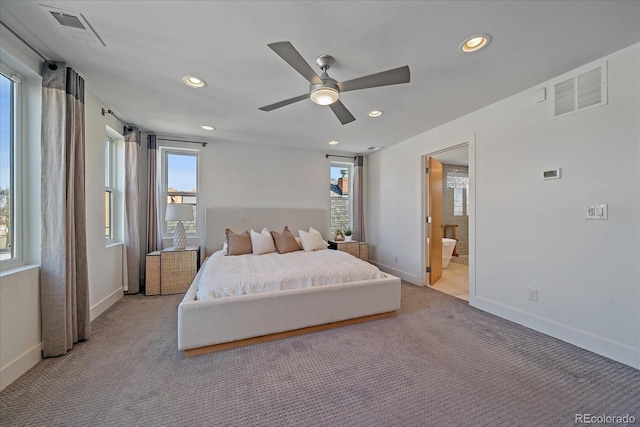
160, 246, 201, 295
145, 246, 200, 295
328, 241, 369, 261
145, 251, 162, 295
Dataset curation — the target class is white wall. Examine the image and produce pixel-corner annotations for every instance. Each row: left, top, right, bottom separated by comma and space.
84, 92, 125, 319
368, 44, 640, 368
155, 139, 333, 252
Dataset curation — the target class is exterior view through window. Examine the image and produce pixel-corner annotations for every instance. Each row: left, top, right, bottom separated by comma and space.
105, 136, 115, 239
329, 162, 352, 234
0, 73, 14, 261
165, 151, 198, 236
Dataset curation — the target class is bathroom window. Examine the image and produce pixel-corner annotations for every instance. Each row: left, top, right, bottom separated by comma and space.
447, 172, 469, 216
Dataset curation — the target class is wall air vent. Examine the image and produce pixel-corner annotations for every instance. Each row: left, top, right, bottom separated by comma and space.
551, 61, 607, 119
41, 5, 106, 46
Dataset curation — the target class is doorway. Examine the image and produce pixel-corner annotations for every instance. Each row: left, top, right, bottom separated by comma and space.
421, 141, 473, 301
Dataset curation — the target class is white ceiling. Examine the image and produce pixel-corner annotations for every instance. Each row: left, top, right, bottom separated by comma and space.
1, 1, 639, 156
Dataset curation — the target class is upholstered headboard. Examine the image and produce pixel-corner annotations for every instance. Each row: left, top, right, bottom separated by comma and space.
204, 207, 327, 256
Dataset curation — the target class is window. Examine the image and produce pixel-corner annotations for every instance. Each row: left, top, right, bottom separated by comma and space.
447, 171, 469, 216
162, 149, 198, 236
105, 136, 115, 240
329, 162, 353, 233
0, 71, 20, 263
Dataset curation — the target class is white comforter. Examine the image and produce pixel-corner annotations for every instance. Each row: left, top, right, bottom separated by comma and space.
196, 249, 386, 300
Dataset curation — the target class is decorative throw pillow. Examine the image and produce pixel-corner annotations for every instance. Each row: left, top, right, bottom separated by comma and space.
298, 229, 327, 252
309, 226, 322, 235
251, 227, 276, 255
225, 229, 252, 255
271, 226, 301, 254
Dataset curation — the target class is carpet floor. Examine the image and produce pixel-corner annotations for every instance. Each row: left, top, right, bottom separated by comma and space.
1, 283, 638, 426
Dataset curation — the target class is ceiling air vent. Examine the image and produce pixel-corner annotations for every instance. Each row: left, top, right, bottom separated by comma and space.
551, 61, 607, 119
41, 5, 105, 46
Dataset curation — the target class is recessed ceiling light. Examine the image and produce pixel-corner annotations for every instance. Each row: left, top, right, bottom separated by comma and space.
368, 110, 383, 118
367, 146, 381, 150
183, 76, 207, 88
328, 140, 340, 145
458, 34, 491, 53
201, 125, 215, 131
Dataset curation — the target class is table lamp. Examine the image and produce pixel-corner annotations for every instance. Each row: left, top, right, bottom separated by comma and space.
165, 203, 193, 249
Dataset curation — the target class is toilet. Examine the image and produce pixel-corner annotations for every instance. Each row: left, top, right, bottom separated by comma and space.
442, 238, 457, 268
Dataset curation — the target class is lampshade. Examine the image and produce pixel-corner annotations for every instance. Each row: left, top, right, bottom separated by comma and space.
165, 203, 194, 222
310, 87, 339, 106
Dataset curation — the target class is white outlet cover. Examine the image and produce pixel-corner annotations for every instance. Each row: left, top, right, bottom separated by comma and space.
585, 204, 608, 220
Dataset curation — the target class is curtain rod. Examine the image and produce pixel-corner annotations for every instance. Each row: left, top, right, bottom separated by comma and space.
1, 20, 48, 61
158, 137, 208, 147
326, 154, 356, 159
101, 108, 132, 129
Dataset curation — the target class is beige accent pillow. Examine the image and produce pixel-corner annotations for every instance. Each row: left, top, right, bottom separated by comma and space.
298, 229, 327, 252
225, 229, 252, 255
250, 227, 276, 255
271, 226, 301, 254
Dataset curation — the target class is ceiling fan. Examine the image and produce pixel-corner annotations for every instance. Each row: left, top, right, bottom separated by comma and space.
259, 41, 410, 125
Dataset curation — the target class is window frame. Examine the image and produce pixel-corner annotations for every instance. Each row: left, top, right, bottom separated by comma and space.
0, 68, 23, 269
104, 135, 115, 241
329, 161, 354, 234
104, 126, 124, 245
160, 146, 199, 238
446, 170, 469, 217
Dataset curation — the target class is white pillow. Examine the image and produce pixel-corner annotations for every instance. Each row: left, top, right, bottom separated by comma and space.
309, 226, 321, 235
250, 227, 276, 255
299, 229, 327, 252
308, 226, 328, 247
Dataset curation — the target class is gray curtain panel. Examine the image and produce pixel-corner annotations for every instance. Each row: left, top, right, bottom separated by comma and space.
146, 134, 162, 253
40, 61, 90, 357
124, 127, 141, 294
352, 155, 365, 242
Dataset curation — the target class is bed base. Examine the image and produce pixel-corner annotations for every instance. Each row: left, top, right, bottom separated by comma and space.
185, 311, 396, 357
178, 261, 401, 355
178, 207, 402, 356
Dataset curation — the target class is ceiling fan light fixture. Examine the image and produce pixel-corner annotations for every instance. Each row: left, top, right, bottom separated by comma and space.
459, 34, 491, 53
310, 87, 339, 106
183, 76, 207, 88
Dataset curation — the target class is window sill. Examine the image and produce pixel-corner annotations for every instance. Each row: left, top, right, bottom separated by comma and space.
0, 263, 40, 278
106, 241, 123, 249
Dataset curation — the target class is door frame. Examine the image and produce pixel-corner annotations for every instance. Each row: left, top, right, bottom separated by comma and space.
420, 136, 476, 302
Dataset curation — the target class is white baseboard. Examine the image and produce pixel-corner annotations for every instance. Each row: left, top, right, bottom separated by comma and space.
472, 297, 640, 370
371, 261, 419, 285
90, 287, 124, 322
0, 342, 42, 391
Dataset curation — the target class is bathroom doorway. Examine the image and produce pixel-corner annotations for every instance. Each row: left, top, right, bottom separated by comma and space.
421, 141, 472, 301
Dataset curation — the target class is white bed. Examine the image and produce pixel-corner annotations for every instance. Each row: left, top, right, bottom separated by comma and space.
177, 207, 401, 356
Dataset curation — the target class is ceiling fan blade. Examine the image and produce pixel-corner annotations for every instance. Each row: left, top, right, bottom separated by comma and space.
268, 41, 323, 85
337, 66, 410, 93
259, 94, 309, 111
329, 100, 356, 125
